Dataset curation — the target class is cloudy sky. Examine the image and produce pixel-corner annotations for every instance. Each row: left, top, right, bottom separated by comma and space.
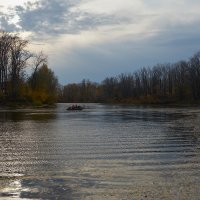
0, 0, 200, 84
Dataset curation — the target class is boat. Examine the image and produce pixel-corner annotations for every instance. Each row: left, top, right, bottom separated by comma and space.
67, 105, 84, 111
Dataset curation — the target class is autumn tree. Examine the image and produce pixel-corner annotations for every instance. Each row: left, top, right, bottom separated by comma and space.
0, 31, 58, 105
28, 64, 58, 104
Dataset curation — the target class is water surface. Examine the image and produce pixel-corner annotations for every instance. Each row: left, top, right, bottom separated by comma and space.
0, 103, 200, 199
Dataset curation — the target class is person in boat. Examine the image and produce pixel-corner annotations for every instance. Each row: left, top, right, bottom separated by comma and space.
67, 104, 83, 110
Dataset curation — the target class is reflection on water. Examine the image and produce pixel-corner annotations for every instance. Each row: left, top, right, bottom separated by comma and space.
0, 103, 200, 199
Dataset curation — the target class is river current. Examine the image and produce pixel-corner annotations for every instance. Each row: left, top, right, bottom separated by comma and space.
0, 103, 200, 199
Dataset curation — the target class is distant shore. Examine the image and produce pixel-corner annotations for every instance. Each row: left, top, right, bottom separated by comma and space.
0, 100, 199, 110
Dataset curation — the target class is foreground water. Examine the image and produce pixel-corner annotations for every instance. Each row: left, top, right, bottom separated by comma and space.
0, 103, 200, 199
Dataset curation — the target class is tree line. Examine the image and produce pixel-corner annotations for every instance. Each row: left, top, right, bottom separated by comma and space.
1, 31, 200, 105
0, 31, 58, 106
59, 51, 200, 104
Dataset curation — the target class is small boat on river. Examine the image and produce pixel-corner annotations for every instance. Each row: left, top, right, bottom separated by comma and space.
67, 105, 84, 111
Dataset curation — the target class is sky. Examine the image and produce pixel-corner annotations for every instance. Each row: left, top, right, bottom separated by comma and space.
0, 0, 200, 84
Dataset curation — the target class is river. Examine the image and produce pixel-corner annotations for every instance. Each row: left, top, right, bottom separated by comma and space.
0, 103, 200, 199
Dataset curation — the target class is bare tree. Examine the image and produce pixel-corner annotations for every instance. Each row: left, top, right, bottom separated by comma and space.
0, 31, 12, 95
9, 35, 32, 99
30, 51, 48, 90
189, 51, 200, 100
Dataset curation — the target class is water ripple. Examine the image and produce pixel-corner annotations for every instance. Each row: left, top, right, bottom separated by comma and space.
0, 104, 200, 199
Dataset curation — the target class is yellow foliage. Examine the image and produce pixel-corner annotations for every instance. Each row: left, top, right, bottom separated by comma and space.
26, 88, 56, 105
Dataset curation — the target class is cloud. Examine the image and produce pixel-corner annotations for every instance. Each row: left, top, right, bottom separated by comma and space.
1, 0, 200, 84
0, 0, 144, 38
0, 10, 19, 32
4, 0, 125, 37
1, 0, 200, 39
3, 0, 199, 43
0, 16, 16, 31
15, 0, 72, 34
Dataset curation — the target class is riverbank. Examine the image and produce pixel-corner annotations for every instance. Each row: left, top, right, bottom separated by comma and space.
103, 97, 200, 107
0, 100, 56, 109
